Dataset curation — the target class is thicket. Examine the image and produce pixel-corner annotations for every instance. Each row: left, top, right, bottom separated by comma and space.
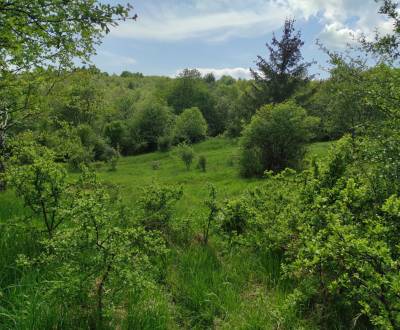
4, 144, 174, 328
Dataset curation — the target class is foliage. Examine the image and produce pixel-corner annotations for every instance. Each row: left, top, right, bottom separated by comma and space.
361, 0, 400, 60
197, 155, 207, 172
239, 101, 318, 177
104, 120, 129, 150
0, 1, 134, 72
157, 134, 173, 152
250, 19, 313, 108
106, 147, 120, 171
174, 107, 208, 143
202, 184, 219, 245
225, 131, 400, 329
129, 101, 174, 152
20, 170, 166, 327
167, 69, 219, 135
283, 133, 400, 329
0, 0, 135, 190
7, 143, 67, 237
175, 142, 196, 170
137, 183, 183, 237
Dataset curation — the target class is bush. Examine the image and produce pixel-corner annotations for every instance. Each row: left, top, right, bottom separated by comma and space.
174, 107, 207, 143
7, 144, 67, 238
104, 120, 128, 151
67, 143, 93, 171
129, 101, 174, 152
238, 147, 264, 178
222, 129, 400, 329
197, 155, 207, 172
157, 135, 172, 152
202, 184, 219, 245
105, 148, 119, 171
176, 143, 195, 170
137, 183, 183, 237
239, 101, 318, 177
17, 170, 167, 327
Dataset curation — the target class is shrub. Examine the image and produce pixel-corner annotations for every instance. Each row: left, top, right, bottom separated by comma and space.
225, 130, 400, 328
198, 155, 207, 172
220, 198, 250, 239
239, 101, 319, 177
174, 107, 207, 143
157, 135, 173, 152
238, 147, 264, 178
67, 143, 93, 171
151, 161, 160, 170
129, 101, 174, 152
104, 120, 128, 151
176, 143, 195, 170
7, 145, 67, 238
107, 149, 119, 172
202, 184, 219, 245
138, 183, 183, 237
18, 170, 167, 327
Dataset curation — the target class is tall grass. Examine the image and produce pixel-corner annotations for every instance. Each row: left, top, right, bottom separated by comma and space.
0, 138, 333, 329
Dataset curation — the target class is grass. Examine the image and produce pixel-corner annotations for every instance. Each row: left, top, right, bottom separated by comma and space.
0, 137, 333, 329
90, 138, 262, 219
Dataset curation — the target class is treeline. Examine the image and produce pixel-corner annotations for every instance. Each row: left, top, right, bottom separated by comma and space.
17, 57, 399, 175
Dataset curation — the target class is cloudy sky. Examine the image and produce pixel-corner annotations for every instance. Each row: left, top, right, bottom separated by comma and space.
93, 0, 393, 78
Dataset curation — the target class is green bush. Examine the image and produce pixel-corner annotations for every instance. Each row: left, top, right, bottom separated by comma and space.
239, 101, 318, 177
104, 120, 128, 151
7, 144, 67, 238
157, 134, 173, 152
176, 142, 195, 170
137, 183, 183, 237
174, 107, 207, 143
284, 133, 400, 329
197, 155, 207, 172
17, 170, 167, 328
224, 129, 400, 329
129, 101, 174, 153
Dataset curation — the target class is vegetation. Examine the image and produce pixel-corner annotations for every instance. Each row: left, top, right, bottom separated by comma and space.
2, 0, 400, 328
175, 142, 196, 170
174, 107, 208, 143
249, 18, 313, 109
239, 101, 318, 177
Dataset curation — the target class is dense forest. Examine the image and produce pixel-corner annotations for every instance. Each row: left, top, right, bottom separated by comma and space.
2, 0, 400, 329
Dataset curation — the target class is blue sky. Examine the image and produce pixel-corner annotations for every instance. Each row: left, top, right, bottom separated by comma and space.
93, 0, 392, 79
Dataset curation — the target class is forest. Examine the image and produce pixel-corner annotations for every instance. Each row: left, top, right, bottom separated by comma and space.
1, 0, 400, 329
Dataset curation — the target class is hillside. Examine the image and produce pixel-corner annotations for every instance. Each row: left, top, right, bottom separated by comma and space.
0, 138, 332, 329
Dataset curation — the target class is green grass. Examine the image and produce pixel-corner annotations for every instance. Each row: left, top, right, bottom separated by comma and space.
0, 137, 333, 329
92, 138, 262, 219
307, 140, 334, 161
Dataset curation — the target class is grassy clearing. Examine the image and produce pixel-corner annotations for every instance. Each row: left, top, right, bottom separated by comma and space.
0, 137, 333, 329
91, 138, 262, 220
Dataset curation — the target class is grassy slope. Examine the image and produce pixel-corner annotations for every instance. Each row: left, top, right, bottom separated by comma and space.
96, 137, 332, 329
94, 138, 261, 219
94, 138, 333, 218
0, 138, 333, 329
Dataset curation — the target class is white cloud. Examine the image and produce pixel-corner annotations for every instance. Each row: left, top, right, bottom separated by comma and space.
113, 1, 290, 42
110, 0, 393, 49
196, 67, 252, 79
318, 22, 362, 49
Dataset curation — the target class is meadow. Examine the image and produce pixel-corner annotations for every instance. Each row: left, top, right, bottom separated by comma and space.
0, 138, 332, 329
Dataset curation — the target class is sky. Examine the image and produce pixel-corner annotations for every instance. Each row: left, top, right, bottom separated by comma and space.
92, 0, 393, 79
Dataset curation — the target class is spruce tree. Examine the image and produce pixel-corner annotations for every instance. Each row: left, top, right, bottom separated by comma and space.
250, 19, 313, 108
